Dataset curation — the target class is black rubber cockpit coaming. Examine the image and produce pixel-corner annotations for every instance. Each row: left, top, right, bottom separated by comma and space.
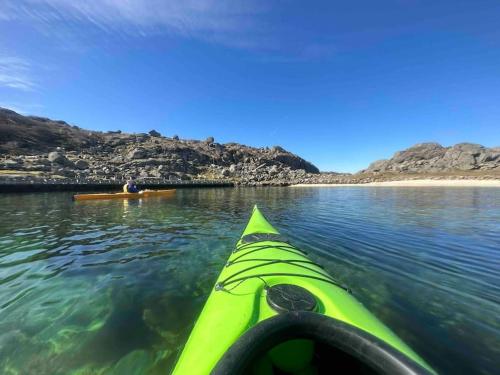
211, 312, 433, 375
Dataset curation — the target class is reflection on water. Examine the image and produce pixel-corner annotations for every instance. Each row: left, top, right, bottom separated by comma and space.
0, 187, 499, 374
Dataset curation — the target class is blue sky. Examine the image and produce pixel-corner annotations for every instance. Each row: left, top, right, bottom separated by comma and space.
0, 1, 499, 172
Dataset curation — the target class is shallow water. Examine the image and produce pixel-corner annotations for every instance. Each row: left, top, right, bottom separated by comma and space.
0, 187, 499, 374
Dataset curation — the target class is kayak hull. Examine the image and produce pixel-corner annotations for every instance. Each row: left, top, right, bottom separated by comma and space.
73, 189, 176, 201
172, 206, 434, 374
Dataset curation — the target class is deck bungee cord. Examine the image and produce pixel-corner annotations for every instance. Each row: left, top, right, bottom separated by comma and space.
231, 243, 307, 260
217, 256, 350, 293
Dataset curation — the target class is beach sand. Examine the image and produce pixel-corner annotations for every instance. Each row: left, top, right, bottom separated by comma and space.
292, 179, 500, 187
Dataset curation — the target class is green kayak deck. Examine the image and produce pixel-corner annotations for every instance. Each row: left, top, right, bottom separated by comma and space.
173, 206, 435, 374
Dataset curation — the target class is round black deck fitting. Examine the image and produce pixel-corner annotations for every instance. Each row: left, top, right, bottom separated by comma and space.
266, 284, 317, 313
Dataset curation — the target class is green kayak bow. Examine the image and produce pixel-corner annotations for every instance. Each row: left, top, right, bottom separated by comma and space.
173, 206, 435, 374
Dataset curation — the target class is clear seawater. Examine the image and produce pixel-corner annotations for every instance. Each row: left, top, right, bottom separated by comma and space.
0, 187, 499, 374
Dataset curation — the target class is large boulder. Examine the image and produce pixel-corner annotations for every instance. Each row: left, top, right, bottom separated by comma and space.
134, 133, 150, 143
477, 148, 500, 163
272, 153, 319, 173
391, 143, 446, 164
127, 148, 148, 160
149, 130, 161, 137
0, 158, 23, 170
229, 164, 237, 173
451, 143, 484, 156
105, 136, 128, 147
74, 159, 89, 170
440, 143, 484, 170
48, 151, 74, 167
271, 146, 286, 153
365, 159, 389, 172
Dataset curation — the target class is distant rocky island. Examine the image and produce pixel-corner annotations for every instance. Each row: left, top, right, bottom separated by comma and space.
0, 107, 498, 188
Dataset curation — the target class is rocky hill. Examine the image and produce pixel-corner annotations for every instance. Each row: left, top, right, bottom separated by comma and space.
362, 142, 499, 173
303, 142, 500, 185
0, 108, 101, 154
1, 108, 498, 187
0, 107, 319, 185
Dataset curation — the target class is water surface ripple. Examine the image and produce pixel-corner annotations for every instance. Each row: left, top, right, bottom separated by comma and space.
0, 187, 499, 374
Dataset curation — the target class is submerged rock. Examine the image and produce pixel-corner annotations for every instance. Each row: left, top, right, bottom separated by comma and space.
112, 350, 153, 374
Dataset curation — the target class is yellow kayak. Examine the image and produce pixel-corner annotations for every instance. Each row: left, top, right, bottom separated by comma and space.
73, 189, 176, 201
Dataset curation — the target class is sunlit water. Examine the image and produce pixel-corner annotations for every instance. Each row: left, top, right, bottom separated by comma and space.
0, 187, 499, 374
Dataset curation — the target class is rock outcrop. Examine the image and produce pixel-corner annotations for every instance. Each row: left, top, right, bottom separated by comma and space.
0, 107, 319, 185
363, 142, 499, 173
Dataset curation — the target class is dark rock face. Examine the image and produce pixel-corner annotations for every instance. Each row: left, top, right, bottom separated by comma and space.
0, 108, 100, 154
363, 142, 499, 173
0, 107, 320, 185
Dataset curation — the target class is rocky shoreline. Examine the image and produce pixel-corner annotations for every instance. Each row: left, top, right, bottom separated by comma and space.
1, 107, 322, 187
2, 157, 498, 190
293, 179, 500, 187
0, 108, 499, 189
0, 146, 322, 187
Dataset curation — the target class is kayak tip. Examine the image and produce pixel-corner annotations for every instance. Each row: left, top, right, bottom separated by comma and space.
242, 205, 280, 237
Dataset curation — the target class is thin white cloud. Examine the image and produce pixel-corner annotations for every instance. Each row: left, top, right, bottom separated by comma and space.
1, 0, 268, 49
0, 56, 36, 91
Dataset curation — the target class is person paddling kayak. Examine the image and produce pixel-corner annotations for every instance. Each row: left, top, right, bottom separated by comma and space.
123, 177, 140, 193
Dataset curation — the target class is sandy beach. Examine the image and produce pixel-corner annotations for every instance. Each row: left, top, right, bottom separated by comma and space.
292, 179, 500, 187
